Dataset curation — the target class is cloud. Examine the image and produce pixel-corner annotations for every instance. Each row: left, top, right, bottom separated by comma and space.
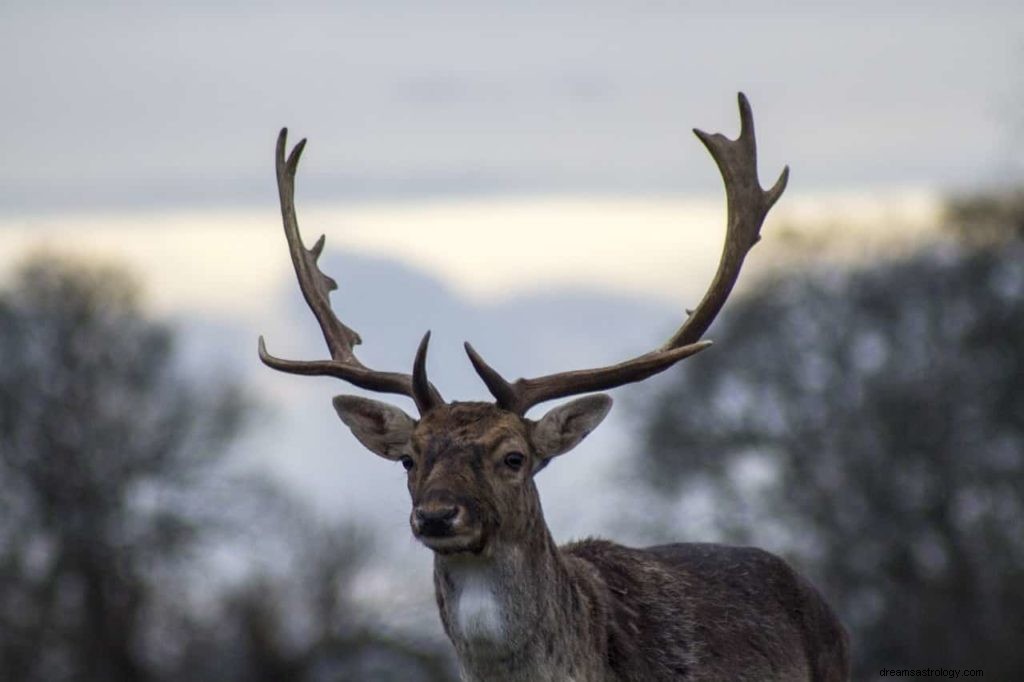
1, 2, 1019, 212
0, 189, 942, 321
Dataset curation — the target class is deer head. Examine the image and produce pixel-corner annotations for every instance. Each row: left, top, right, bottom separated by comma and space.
259, 93, 787, 556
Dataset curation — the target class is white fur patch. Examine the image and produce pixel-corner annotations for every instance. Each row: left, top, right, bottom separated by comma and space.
452, 565, 504, 641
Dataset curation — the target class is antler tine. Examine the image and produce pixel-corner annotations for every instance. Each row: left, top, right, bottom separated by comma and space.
273, 128, 361, 361
466, 93, 787, 415
465, 340, 710, 415
258, 128, 444, 413
413, 331, 444, 414
666, 92, 788, 348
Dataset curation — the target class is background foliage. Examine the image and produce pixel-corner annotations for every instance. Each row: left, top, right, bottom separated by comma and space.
0, 257, 454, 682
639, 200, 1024, 677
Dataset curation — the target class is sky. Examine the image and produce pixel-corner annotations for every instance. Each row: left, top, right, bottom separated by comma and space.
2, 0, 1022, 637
1, 1, 1018, 303
1, 1, 1022, 214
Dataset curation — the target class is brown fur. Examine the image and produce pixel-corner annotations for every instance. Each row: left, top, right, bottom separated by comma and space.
392, 402, 850, 682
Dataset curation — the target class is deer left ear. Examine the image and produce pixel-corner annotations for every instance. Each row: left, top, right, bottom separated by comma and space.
531, 395, 612, 464
333, 395, 416, 461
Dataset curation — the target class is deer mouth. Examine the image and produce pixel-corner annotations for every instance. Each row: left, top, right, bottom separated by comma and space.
411, 499, 491, 554
417, 528, 487, 555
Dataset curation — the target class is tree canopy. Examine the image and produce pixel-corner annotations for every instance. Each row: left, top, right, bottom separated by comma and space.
0, 257, 248, 680
0, 256, 455, 682
639, 226, 1024, 677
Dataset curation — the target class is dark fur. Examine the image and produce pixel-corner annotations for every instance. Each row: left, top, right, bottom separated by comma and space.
398, 403, 848, 681
568, 540, 850, 681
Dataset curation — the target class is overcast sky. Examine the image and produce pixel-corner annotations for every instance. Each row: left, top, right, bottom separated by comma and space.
3, 2, 1022, 627
2, 1, 1022, 213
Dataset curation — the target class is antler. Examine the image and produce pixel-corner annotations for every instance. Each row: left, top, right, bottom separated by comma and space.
466, 93, 788, 415
258, 129, 444, 414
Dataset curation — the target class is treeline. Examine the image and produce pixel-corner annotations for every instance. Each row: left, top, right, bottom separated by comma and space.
0, 257, 455, 682
638, 190, 1024, 678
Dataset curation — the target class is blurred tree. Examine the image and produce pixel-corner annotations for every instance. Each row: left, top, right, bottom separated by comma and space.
168, 500, 456, 682
639, 223, 1024, 676
0, 255, 455, 682
0, 256, 247, 681
945, 187, 1024, 244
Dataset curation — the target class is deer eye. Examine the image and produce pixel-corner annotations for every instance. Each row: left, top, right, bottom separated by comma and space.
400, 456, 414, 471
503, 452, 525, 471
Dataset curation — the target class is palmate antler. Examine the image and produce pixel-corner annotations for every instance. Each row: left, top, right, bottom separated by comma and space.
257, 129, 444, 415
259, 93, 787, 417
465, 93, 788, 414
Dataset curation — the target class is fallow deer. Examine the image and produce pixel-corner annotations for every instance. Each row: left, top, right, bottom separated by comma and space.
259, 94, 850, 681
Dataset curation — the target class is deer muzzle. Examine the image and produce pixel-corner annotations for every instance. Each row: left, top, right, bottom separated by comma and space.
413, 503, 462, 537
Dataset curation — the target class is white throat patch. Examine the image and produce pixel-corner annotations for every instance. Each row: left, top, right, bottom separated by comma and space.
451, 564, 504, 641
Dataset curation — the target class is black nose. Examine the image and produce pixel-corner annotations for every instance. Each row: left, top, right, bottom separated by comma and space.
414, 505, 459, 536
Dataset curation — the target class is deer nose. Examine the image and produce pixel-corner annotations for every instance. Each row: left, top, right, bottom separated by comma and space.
413, 504, 460, 536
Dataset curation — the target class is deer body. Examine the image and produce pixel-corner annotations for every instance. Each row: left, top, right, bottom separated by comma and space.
435, 536, 847, 682
399, 401, 846, 682
259, 95, 851, 680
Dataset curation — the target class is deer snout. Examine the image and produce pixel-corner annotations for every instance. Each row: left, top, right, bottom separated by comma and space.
412, 503, 463, 537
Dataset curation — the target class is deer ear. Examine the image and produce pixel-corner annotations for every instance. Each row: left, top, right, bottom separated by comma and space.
531, 395, 612, 463
333, 395, 415, 461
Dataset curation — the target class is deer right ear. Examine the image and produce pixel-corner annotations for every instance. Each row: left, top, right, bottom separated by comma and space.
332, 395, 415, 461
531, 394, 613, 464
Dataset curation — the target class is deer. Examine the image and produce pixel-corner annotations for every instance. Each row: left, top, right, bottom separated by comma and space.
258, 93, 850, 682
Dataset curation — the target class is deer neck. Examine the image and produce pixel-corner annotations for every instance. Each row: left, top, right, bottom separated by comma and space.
433, 527, 606, 682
